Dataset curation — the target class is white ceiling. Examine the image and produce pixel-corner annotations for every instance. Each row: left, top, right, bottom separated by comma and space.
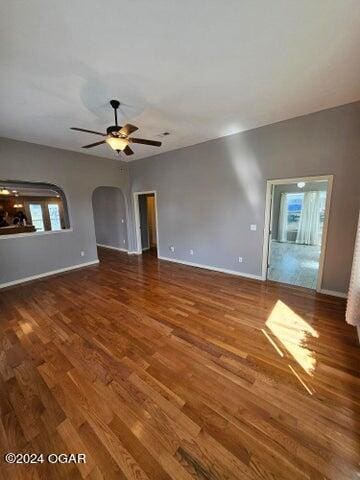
1, 1, 360, 162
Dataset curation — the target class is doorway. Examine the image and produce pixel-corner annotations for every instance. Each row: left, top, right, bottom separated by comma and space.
262, 176, 332, 291
133, 191, 159, 256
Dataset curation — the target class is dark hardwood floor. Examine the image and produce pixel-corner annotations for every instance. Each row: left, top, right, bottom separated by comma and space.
0, 247, 359, 479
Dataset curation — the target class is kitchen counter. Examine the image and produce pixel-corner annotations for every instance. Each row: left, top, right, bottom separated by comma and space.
0, 225, 36, 235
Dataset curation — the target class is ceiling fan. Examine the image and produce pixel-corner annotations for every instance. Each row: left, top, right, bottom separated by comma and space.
70, 100, 162, 156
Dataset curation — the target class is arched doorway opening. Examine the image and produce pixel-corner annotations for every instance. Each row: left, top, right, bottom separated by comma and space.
92, 186, 128, 252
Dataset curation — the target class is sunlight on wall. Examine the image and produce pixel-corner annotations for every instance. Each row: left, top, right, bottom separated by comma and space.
230, 153, 263, 210
266, 300, 319, 376
223, 133, 263, 212
220, 123, 245, 137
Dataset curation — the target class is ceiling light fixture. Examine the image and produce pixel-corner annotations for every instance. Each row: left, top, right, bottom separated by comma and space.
13, 203, 23, 208
105, 136, 129, 152
12, 190, 18, 193
297, 182, 306, 188
0, 188, 10, 195
70, 100, 162, 156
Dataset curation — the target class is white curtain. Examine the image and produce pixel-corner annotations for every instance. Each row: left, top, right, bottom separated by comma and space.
278, 193, 288, 242
346, 211, 360, 329
296, 191, 321, 245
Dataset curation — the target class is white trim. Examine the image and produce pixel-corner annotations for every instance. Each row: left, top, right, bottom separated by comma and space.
0, 260, 99, 289
0, 228, 73, 240
96, 243, 128, 252
133, 190, 160, 255
158, 256, 262, 281
316, 176, 333, 291
266, 175, 332, 185
318, 289, 347, 299
262, 174, 334, 293
127, 251, 141, 255
261, 182, 273, 280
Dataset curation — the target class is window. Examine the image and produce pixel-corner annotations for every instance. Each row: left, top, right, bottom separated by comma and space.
29, 204, 45, 232
48, 204, 61, 231
286, 193, 303, 234
278, 191, 327, 243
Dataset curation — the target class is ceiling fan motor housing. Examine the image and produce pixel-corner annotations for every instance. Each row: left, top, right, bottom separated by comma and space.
107, 125, 122, 136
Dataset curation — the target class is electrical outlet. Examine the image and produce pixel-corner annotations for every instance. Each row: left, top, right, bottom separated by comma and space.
250, 224, 257, 231
123, 239, 126, 244
121, 218, 124, 223
80, 251, 85, 257
169, 245, 175, 253
190, 249, 194, 255
238, 256, 243, 263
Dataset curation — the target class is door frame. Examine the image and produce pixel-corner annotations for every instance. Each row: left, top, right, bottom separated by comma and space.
261, 175, 333, 292
133, 190, 160, 255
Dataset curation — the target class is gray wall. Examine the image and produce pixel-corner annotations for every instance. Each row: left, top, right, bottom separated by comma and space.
129, 102, 360, 293
271, 181, 328, 241
0, 137, 132, 285
1, 102, 359, 293
92, 186, 128, 250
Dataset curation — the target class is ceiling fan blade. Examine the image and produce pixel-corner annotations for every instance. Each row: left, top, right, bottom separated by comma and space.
123, 145, 134, 156
82, 140, 106, 149
129, 137, 162, 147
119, 124, 138, 136
71, 127, 106, 136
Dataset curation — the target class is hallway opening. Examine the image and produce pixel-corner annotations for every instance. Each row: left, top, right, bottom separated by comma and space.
134, 191, 158, 257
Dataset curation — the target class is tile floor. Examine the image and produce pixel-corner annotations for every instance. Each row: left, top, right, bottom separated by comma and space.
268, 241, 321, 289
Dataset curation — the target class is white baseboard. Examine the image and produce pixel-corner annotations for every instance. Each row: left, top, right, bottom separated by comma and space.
127, 251, 141, 255
96, 243, 128, 253
0, 260, 99, 289
158, 256, 262, 281
318, 289, 348, 299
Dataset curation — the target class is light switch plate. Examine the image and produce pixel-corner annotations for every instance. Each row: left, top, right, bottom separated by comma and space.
250, 224, 257, 231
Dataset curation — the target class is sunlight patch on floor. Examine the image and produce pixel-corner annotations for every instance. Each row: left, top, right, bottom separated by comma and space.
261, 328, 284, 357
288, 364, 314, 395
265, 300, 319, 376
20, 321, 33, 334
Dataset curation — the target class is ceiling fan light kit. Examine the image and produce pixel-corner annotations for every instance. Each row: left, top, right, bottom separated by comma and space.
105, 136, 128, 151
70, 100, 162, 156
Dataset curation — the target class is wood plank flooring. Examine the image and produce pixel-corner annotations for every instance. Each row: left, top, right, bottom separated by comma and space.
0, 247, 359, 479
